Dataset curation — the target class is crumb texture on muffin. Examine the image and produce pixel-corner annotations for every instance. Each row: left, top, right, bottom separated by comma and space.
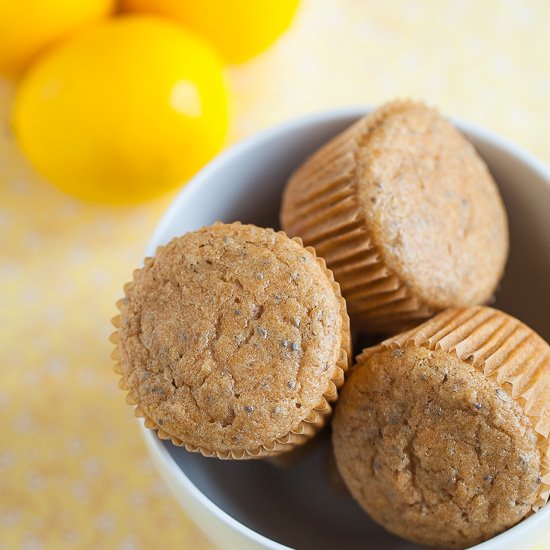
334, 345, 542, 548
335, 306, 549, 547
356, 102, 508, 307
281, 101, 508, 332
115, 223, 350, 458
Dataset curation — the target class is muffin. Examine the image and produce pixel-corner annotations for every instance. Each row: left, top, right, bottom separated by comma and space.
333, 306, 549, 548
111, 222, 351, 459
281, 101, 509, 333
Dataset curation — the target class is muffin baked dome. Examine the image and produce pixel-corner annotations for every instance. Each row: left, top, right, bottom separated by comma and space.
332, 306, 549, 548
112, 222, 350, 459
281, 101, 509, 333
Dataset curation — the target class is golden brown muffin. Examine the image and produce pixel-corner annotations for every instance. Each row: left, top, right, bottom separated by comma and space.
333, 306, 549, 548
112, 222, 351, 459
281, 101, 509, 333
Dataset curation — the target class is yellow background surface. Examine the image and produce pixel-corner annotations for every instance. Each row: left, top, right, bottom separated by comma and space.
1, 1, 549, 548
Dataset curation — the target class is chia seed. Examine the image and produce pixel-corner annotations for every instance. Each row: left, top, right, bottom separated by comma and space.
256, 327, 268, 339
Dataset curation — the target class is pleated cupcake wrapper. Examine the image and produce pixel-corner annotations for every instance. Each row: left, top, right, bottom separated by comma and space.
267, 427, 331, 468
281, 100, 436, 333
358, 306, 550, 511
110, 223, 351, 460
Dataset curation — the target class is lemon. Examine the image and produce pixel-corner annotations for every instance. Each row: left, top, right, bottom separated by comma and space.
121, 0, 300, 64
13, 16, 229, 203
0, 0, 114, 78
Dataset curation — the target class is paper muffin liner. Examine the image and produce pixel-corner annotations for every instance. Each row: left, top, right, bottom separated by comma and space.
110, 224, 351, 460
281, 100, 443, 333
358, 306, 550, 510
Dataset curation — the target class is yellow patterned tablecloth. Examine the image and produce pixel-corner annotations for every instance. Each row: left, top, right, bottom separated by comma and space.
1, 1, 549, 548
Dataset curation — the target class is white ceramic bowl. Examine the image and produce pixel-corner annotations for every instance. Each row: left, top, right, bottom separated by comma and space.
142, 108, 550, 550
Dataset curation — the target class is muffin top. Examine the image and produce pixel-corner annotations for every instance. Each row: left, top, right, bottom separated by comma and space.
334, 346, 540, 548
333, 307, 549, 548
117, 222, 349, 457
355, 102, 508, 308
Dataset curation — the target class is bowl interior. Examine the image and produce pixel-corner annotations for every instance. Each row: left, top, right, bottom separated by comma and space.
146, 110, 550, 550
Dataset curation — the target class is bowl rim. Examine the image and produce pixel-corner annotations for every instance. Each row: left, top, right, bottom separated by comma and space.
143, 106, 550, 550
148, 106, 550, 256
